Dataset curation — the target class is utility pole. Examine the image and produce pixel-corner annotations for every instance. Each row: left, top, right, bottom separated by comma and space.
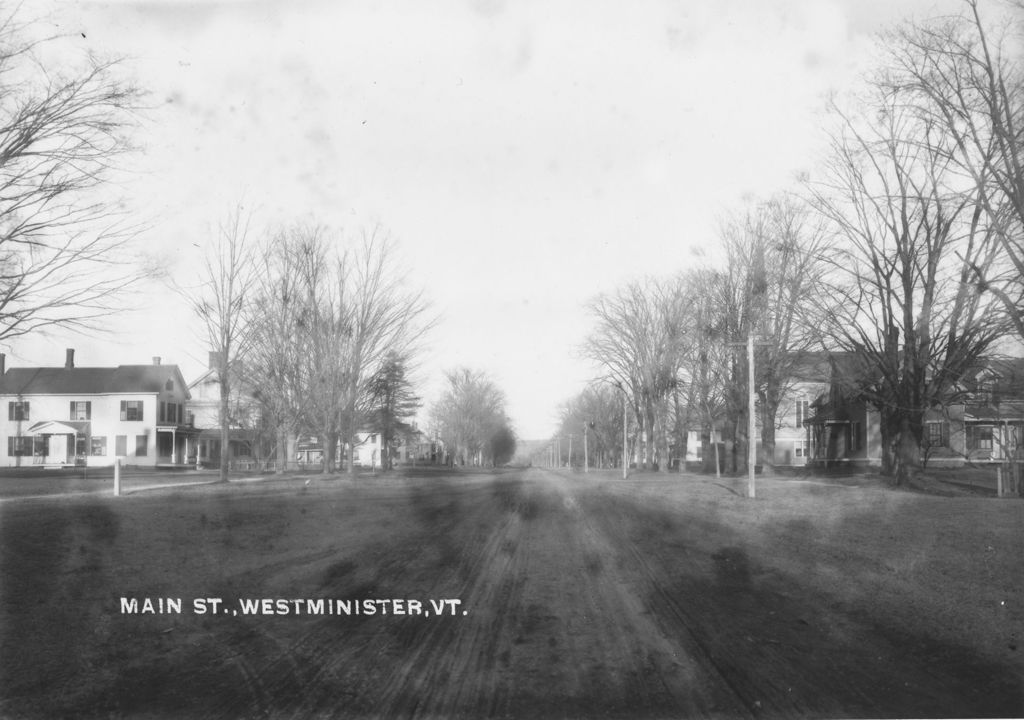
726, 333, 767, 499
747, 332, 756, 499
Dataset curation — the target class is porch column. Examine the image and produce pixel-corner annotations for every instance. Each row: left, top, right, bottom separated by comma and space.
172, 428, 177, 464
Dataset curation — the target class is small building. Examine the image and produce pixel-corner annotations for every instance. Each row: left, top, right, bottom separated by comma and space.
395, 428, 437, 465
351, 431, 384, 468
292, 432, 385, 470
0, 349, 194, 468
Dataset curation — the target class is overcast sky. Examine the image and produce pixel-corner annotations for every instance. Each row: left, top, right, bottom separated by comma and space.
11, 0, 969, 438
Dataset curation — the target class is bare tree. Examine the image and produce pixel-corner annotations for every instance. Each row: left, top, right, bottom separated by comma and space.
584, 277, 688, 471
430, 368, 509, 467
246, 225, 430, 475
717, 196, 829, 473
338, 228, 432, 474
556, 383, 624, 469
886, 0, 1024, 338
245, 228, 319, 473
676, 267, 732, 475
806, 77, 1010, 484
0, 10, 148, 343
185, 208, 262, 482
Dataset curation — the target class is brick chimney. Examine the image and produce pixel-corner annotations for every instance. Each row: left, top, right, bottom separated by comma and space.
65, 348, 75, 369
0, 353, 5, 376
152, 356, 161, 366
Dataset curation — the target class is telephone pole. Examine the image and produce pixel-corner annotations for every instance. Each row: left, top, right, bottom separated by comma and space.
747, 332, 756, 499
727, 332, 768, 499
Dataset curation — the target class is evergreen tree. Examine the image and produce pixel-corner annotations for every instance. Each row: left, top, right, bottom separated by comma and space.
365, 352, 421, 470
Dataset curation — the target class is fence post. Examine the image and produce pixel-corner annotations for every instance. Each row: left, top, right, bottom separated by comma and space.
114, 458, 121, 497
996, 465, 1003, 498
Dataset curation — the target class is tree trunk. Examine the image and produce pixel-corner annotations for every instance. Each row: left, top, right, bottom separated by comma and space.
880, 409, 895, 477
276, 427, 287, 474
645, 404, 657, 470
895, 414, 923, 487
321, 433, 331, 474
674, 390, 688, 473
219, 371, 230, 483
659, 402, 671, 474
759, 397, 777, 476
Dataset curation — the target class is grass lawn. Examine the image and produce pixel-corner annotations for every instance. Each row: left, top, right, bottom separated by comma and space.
0, 468, 1021, 718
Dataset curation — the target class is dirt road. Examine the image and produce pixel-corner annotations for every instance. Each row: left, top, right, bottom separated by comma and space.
1, 467, 1020, 718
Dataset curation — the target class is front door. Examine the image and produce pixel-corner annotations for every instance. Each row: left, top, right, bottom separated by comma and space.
46, 434, 67, 464
157, 432, 174, 462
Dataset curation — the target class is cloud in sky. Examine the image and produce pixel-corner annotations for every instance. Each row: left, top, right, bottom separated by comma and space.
12, 0, 961, 438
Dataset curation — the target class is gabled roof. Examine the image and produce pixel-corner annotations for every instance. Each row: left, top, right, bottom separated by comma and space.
965, 401, 1024, 421
187, 361, 256, 397
967, 357, 1024, 395
785, 350, 833, 383
27, 420, 90, 434
0, 365, 190, 399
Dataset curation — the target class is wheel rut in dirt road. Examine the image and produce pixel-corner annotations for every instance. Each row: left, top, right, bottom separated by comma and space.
575, 476, 1023, 720
373, 468, 751, 719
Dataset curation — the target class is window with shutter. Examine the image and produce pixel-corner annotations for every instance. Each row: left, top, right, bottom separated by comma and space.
121, 400, 143, 421
69, 401, 91, 421
8, 402, 29, 421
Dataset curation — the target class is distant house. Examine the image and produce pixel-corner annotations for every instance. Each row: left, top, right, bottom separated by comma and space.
0, 349, 194, 468
351, 432, 384, 468
187, 352, 262, 468
293, 432, 385, 469
395, 427, 438, 465
771, 352, 832, 467
802, 353, 884, 468
922, 358, 1024, 466
680, 351, 832, 469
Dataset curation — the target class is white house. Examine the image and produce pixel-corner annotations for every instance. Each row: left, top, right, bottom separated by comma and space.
187, 352, 261, 468
681, 351, 831, 469
0, 349, 194, 468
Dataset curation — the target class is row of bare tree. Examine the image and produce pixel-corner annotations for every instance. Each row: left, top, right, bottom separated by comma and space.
0, 10, 148, 346
428, 368, 516, 467
189, 216, 430, 480
573, 0, 1023, 484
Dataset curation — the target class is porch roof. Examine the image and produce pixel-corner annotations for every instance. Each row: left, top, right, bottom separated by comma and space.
965, 402, 1024, 422
25, 420, 90, 435
197, 428, 250, 441
804, 408, 849, 426
156, 424, 199, 434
